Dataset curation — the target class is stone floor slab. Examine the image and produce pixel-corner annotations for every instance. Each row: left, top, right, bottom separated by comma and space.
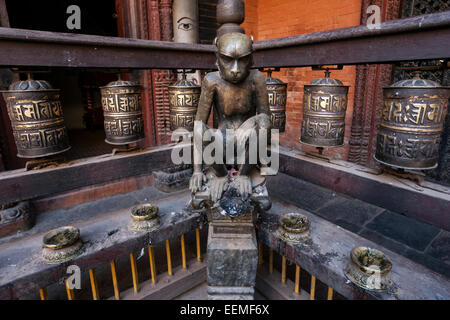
365, 210, 441, 252
316, 197, 384, 233
425, 230, 450, 264
267, 173, 336, 211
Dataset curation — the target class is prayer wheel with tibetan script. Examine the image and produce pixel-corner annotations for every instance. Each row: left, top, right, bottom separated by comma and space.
266, 71, 287, 132
300, 71, 349, 147
100, 80, 145, 145
375, 75, 449, 170
1, 79, 70, 158
168, 73, 201, 132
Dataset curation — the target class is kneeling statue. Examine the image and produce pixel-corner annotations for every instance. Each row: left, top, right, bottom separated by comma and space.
189, 32, 274, 218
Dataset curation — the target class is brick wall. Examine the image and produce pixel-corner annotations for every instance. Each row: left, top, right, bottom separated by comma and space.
241, 0, 258, 39
243, 0, 362, 160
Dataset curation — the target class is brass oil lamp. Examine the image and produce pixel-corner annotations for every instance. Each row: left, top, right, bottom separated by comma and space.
300, 68, 349, 149
344, 246, 393, 292
1, 73, 70, 159
100, 76, 145, 145
375, 73, 449, 170
42, 226, 83, 264
265, 69, 287, 132
168, 71, 201, 132
278, 213, 311, 245
128, 203, 160, 232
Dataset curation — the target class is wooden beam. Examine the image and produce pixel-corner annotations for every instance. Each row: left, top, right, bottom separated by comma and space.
0, 144, 173, 205
252, 11, 450, 68
0, 12, 449, 69
0, 27, 216, 69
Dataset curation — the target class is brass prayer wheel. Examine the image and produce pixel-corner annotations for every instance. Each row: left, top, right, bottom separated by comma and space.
100, 80, 145, 145
168, 73, 201, 131
300, 71, 349, 147
266, 71, 287, 132
375, 75, 450, 170
1, 79, 70, 158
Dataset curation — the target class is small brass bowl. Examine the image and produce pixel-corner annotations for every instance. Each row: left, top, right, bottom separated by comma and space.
129, 203, 160, 231
278, 213, 311, 244
345, 247, 393, 292
42, 226, 83, 264
130, 203, 159, 221
42, 226, 80, 250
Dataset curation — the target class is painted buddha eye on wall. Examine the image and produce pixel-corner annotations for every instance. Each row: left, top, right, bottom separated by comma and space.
177, 17, 195, 31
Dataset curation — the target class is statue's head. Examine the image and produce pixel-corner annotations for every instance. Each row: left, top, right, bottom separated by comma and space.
215, 32, 253, 84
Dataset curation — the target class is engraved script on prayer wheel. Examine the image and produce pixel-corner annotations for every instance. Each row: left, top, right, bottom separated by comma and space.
100, 80, 145, 145
375, 75, 449, 170
168, 74, 201, 131
1, 80, 70, 158
266, 72, 287, 132
300, 71, 349, 147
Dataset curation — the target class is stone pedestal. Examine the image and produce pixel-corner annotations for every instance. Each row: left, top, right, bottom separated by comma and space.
207, 222, 258, 300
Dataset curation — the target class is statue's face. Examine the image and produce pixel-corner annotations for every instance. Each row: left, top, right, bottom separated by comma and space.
216, 33, 253, 84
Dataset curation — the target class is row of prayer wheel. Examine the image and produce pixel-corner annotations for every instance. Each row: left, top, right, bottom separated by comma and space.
167, 69, 449, 170
167, 71, 288, 133
1, 77, 146, 159
1, 71, 448, 171
299, 70, 449, 170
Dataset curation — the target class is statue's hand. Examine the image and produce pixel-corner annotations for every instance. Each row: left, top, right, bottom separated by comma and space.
210, 176, 228, 201
189, 171, 206, 194
236, 175, 252, 200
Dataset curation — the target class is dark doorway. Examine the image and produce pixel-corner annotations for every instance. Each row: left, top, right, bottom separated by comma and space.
6, 0, 118, 36
4, 0, 120, 163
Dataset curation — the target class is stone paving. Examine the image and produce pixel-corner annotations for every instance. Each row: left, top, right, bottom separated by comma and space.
267, 173, 450, 278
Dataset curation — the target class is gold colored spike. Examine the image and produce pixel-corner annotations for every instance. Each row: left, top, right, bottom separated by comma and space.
130, 253, 139, 293
310, 275, 316, 300
89, 269, 100, 300
195, 228, 201, 262
65, 279, 74, 300
327, 287, 334, 300
110, 260, 120, 300
39, 288, 48, 300
166, 240, 173, 276
281, 256, 286, 284
148, 246, 157, 283
295, 265, 301, 294
181, 234, 187, 269
269, 249, 274, 274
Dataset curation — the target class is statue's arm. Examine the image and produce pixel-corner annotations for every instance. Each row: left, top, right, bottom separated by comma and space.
193, 75, 215, 173
195, 75, 214, 123
254, 71, 271, 128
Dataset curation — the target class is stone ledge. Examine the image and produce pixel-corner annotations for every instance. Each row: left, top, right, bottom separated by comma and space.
278, 146, 450, 231
0, 191, 205, 299
256, 199, 450, 300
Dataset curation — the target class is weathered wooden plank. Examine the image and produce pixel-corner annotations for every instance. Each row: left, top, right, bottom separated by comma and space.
253, 28, 450, 68
0, 144, 174, 205
0, 12, 449, 68
0, 27, 216, 69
